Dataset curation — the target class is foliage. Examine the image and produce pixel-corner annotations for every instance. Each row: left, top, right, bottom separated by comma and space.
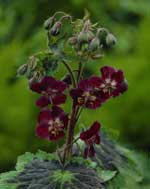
0, 135, 147, 188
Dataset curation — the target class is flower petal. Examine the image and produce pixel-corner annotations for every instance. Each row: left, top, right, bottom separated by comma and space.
51, 93, 66, 105
54, 80, 67, 92
89, 76, 101, 87
112, 70, 124, 83
89, 145, 95, 157
49, 131, 64, 141
85, 98, 102, 109
95, 134, 100, 144
78, 79, 93, 90
30, 82, 43, 93
36, 96, 49, 107
100, 66, 116, 79
36, 125, 49, 139
89, 121, 101, 134
83, 147, 88, 158
113, 81, 128, 97
70, 89, 83, 98
38, 109, 52, 124
51, 106, 64, 117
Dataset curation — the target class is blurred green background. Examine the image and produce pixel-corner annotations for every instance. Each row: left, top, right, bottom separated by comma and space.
0, 0, 149, 172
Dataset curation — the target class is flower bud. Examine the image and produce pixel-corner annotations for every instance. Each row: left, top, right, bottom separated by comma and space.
86, 31, 94, 42
78, 31, 88, 44
97, 28, 108, 39
106, 33, 117, 47
78, 31, 94, 44
88, 37, 100, 52
68, 36, 77, 45
42, 58, 58, 73
91, 54, 104, 59
50, 21, 62, 36
17, 64, 28, 76
29, 71, 43, 86
44, 16, 55, 30
28, 57, 37, 71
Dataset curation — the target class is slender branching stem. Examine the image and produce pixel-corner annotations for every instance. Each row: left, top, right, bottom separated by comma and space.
62, 60, 76, 87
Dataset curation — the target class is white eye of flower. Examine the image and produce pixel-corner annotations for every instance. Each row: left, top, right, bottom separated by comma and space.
100, 83, 105, 88
55, 117, 60, 123
48, 120, 53, 126
111, 80, 117, 86
105, 78, 111, 84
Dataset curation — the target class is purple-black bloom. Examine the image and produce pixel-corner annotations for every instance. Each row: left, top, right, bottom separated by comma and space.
70, 79, 103, 109
36, 106, 68, 141
80, 121, 101, 158
30, 76, 67, 107
90, 66, 128, 99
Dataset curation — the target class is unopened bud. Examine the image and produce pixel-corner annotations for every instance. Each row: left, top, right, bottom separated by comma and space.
91, 54, 104, 59
86, 31, 94, 42
42, 58, 58, 72
17, 64, 28, 76
44, 16, 55, 30
68, 37, 77, 45
29, 71, 43, 85
88, 37, 100, 52
78, 31, 88, 44
28, 57, 37, 71
50, 21, 62, 36
106, 33, 117, 47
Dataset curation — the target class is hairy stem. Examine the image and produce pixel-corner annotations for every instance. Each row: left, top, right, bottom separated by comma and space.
62, 60, 85, 165
77, 61, 86, 82
62, 60, 76, 87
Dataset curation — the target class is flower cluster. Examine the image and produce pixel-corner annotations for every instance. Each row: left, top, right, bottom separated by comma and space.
30, 76, 68, 141
19, 12, 128, 162
70, 66, 127, 109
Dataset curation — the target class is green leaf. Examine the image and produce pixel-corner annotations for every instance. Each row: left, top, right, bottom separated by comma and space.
35, 150, 55, 161
97, 169, 117, 182
0, 183, 17, 189
51, 170, 75, 185
0, 171, 17, 181
15, 152, 35, 172
0, 171, 18, 189
71, 156, 97, 169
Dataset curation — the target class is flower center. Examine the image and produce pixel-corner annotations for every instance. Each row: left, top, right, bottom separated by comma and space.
48, 118, 63, 136
86, 135, 96, 146
77, 91, 97, 105
100, 79, 117, 93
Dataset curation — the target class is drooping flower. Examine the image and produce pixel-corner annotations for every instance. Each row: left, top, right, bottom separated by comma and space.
36, 106, 68, 141
90, 66, 128, 100
70, 79, 103, 109
30, 76, 67, 107
80, 121, 101, 158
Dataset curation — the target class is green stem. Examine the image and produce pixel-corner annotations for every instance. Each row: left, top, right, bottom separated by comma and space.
62, 104, 77, 165
77, 61, 86, 82
53, 11, 67, 17
62, 60, 76, 87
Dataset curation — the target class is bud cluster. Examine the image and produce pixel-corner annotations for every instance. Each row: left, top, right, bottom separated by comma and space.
68, 20, 116, 59
17, 52, 58, 84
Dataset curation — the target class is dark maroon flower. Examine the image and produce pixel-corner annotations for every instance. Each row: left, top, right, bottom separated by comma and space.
30, 76, 67, 107
80, 121, 101, 158
70, 79, 103, 109
90, 66, 128, 99
36, 106, 68, 141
